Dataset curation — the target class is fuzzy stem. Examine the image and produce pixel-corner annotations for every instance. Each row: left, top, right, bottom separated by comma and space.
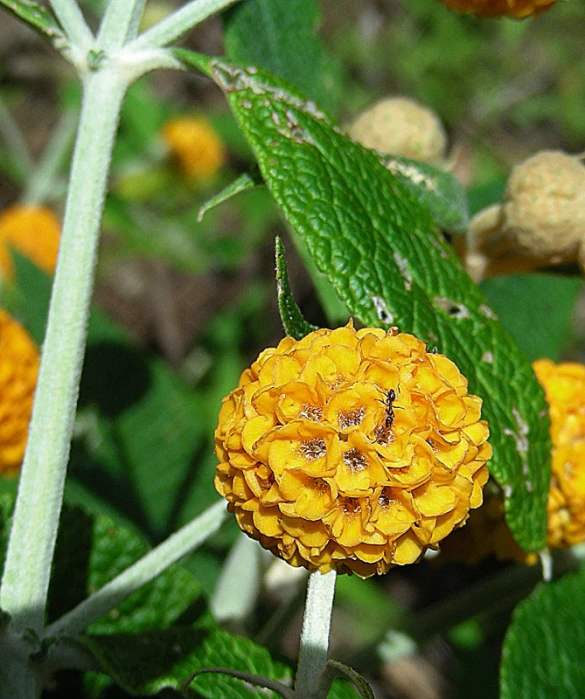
0, 68, 127, 633
128, 0, 242, 50
48, 0, 94, 51
294, 570, 337, 699
97, 0, 146, 49
44, 501, 229, 638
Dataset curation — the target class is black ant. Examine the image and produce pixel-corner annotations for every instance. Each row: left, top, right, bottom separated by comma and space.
375, 387, 400, 443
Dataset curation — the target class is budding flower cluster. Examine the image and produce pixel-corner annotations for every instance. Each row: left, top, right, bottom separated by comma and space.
215, 323, 491, 578
461, 151, 585, 282
348, 97, 447, 167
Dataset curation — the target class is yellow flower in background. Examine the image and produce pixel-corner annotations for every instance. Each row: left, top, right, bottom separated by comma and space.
0, 205, 61, 280
441, 359, 585, 566
0, 310, 39, 476
162, 117, 226, 182
215, 322, 491, 578
435, 0, 558, 18
533, 359, 585, 548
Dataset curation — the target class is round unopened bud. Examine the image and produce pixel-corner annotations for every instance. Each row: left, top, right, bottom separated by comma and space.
504, 151, 585, 260
348, 97, 447, 166
461, 151, 585, 282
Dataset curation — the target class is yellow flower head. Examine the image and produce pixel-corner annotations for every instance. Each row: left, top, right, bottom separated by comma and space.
162, 117, 226, 182
435, 0, 558, 18
0, 205, 61, 280
533, 359, 585, 548
0, 310, 39, 475
215, 322, 491, 578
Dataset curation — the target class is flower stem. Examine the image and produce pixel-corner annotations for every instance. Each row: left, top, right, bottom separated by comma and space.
44, 501, 229, 638
0, 68, 127, 633
128, 0, 242, 50
294, 570, 337, 699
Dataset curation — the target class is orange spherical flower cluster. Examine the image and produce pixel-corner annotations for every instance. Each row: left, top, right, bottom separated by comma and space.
162, 117, 226, 182
0, 205, 61, 281
0, 309, 39, 475
215, 323, 492, 578
533, 359, 585, 548
435, 0, 558, 18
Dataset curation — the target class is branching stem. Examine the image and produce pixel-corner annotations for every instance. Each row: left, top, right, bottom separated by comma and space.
128, 0, 242, 50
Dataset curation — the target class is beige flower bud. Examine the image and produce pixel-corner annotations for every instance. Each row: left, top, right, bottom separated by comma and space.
348, 97, 448, 166
460, 151, 585, 282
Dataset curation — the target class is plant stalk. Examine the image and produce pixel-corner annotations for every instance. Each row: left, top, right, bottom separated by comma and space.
97, 0, 147, 49
0, 68, 127, 633
128, 0, 242, 50
48, 0, 94, 51
44, 500, 229, 637
294, 570, 337, 699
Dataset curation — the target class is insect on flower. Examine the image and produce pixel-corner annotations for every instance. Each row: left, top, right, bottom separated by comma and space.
374, 387, 400, 444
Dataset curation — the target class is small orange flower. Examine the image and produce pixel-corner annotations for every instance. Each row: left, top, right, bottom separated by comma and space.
435, 0, 558, 18
215, 322, 491, 578
0, 205, 61, 280
162, 117, 226, 182
0, 310, 39, 475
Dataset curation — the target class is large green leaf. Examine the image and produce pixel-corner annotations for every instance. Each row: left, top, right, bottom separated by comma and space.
82, 629, 292, 698
224, 0, 340, 115
176, 52, 550, 552
501, 574, 585, 698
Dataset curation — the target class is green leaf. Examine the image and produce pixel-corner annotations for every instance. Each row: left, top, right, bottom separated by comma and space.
80, 627, 209, 696
176, 52, 550, 552
224, 0, 340, 114
198, 170, 263, 222
481, 274, 583, 362
501, 574, 585, 698
82, 629, 293, 698
378, 155, 469, 234
275, 236, 317, 339
0, 0, 68, 49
